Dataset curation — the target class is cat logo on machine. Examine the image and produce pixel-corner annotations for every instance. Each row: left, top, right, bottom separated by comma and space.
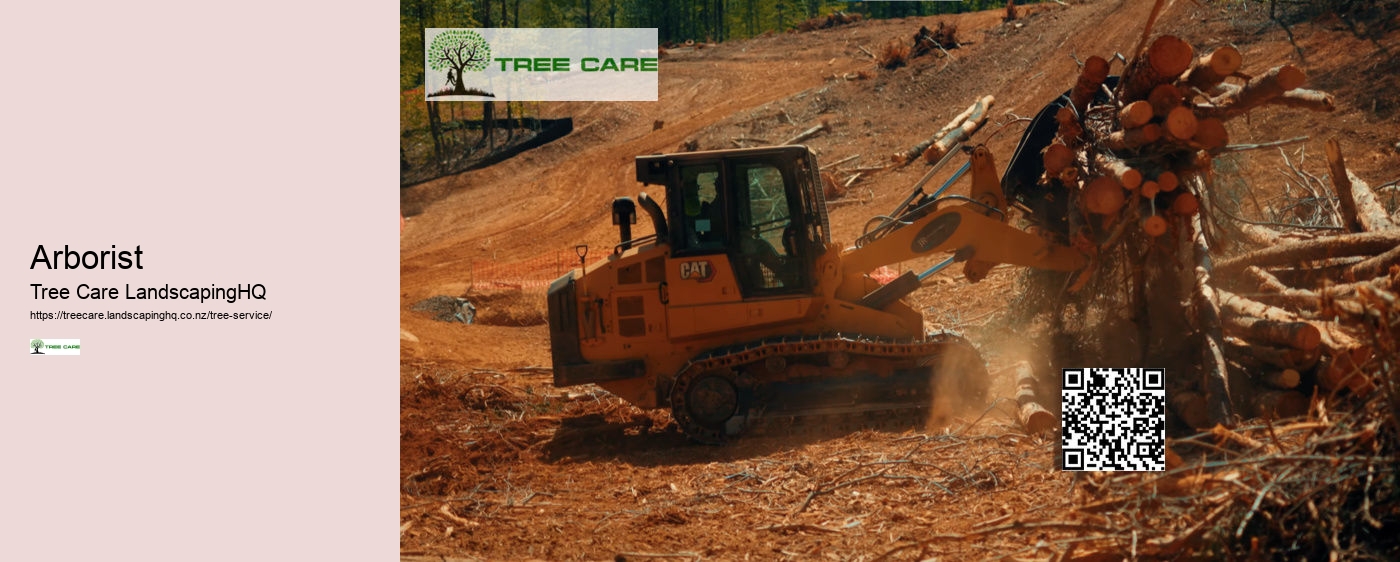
679, 260, 715, 282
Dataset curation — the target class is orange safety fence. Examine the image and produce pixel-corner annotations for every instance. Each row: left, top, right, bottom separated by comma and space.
467, 251, 581, 291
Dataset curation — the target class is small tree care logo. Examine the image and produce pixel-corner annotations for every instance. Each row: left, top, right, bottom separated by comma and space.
29, 338, 80, 355
427, 29, 494, 99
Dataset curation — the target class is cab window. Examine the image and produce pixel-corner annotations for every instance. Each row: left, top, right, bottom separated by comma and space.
733, 162, 801, 292
678, 164, 723, 252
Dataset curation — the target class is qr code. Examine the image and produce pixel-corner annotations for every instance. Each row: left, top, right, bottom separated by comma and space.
1060, 368, 1166, 471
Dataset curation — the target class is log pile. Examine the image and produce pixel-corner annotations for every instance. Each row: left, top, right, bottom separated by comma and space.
1021, 391, 1400, 559
1037, 26, 1394, 431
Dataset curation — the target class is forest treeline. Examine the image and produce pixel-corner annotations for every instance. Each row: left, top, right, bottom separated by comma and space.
401, 0, 1031, 90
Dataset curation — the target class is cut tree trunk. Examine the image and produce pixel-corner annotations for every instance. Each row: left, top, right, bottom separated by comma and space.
1201, 64, 1306, 119
1103, 123, 1162, 152
1327, 138, 1396, 233
1259, 369, 1301, 390
1178, 45, 1242, 93
1317, 348, 1376, 396
1056, 106, 1086, 146
1119, 100, 1154, 129
1164, 106, 1199, 140
1120, 35, 1194, 102
894, 96, 991, 165
1250, 390, 1309, 419
1191, 117, 1228, 150
1191, 215, 1233, 426
1212, 231, 1400, 274
1012, 362, 1055, 435
1239, 265, 1368, 316
1043, 141, 1075, 175
1170, 191, 1199, 216
1216, 289, 1364, 354
784, 120, 831, 146
1095, 152, 1143, 189
1083, 176, 1126, 215
1220, 315, 1321, 351
921, 95, 994, 163
1069, 56, 1110, 117
1224, 336, 1321, 371
1148, 83, 1183, 117
1231, 222, 1317, 248
1170, 390, 1210, 430
1347, 244, 1400, 280
1273, 89, 1335, 113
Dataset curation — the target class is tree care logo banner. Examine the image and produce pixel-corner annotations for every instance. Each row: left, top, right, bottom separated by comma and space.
30, 339, 81, 356
425, 28, 658, 101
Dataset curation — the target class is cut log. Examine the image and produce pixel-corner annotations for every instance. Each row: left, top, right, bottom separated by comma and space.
1218, 289, 1368, 362
1042, 141, 1075, 175
1218, 289, 1302, 323
1224, 337, 1321, 371
1121, 35, 1195, 102
1268, 258, 1371, 287
1069, 56, 1110, 117
1191, 117, 1228, 150
1119, 100, 1155, 129
1232, 222, 1318, 248
1326, 138, 1396, 233
895, 97, 983, 165
1220, 315, 1321, 351
1103, 123, 1162, 152
1272, 89, 1335, 113
1195, 84, 1336, 117
1260, 369, 1301, 390
1317, 348, 1376, 396
1157, 171, 1179, 192
1170, 390, 1211, 430
1142, 214, 1168, 236
1015, 385, 1055, 435
783, 120, 831, 146
1164, 106, 1199, 140
1095, 153, 1143, 189
1250, 390, 1309, 419
1170, 191, 1199, 216
1148, 83, 1183, 118
1191, 215, 1234, 426
1178, 46, 1243, 92
1202, 64, 1307, 119
1239, 265, 1366, 315
1347, 244, 1400, 281
1083, 176, 1126, 215
1056, 106, 1085, 146
1212, 231, 1400, 274
1012, 362, 1056, 435
921, 95, 995, 163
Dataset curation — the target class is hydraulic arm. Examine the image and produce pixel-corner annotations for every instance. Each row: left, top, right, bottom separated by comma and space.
837, 144, 1087, 310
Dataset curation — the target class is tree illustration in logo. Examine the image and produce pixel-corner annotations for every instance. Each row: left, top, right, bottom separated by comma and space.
427, 29, 495, 98
31, 339, 44, 354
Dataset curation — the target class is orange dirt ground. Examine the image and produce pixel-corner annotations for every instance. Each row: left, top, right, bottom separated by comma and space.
401, 2, 1399, 559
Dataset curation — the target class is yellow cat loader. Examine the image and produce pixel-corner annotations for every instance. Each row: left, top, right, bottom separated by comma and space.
547, 136, 1086, 443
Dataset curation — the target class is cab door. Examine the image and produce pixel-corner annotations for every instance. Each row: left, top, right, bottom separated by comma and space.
664, 155, 815, 340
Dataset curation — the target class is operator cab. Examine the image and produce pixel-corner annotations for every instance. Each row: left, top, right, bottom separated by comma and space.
636, 146, 830, 298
